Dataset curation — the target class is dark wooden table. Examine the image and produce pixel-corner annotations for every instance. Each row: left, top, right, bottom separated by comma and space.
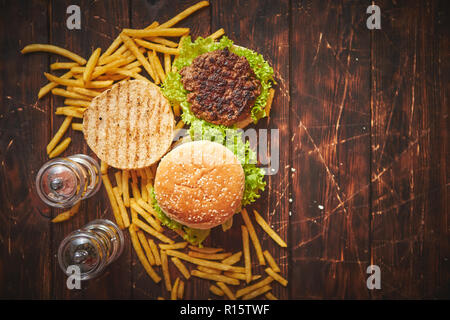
0, 0, 448, 299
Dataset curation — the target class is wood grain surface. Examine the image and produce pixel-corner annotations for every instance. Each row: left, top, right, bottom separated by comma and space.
0, 0, 448, 299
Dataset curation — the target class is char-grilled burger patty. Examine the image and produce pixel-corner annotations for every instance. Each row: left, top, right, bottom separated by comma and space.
179, 48, 261, 126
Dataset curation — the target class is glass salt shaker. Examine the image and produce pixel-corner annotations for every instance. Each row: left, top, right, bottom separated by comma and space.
35, 154, 102, 208
58, 219, 124, 280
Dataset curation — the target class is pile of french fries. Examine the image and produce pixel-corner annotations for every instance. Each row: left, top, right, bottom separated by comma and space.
22, 0, 287, 299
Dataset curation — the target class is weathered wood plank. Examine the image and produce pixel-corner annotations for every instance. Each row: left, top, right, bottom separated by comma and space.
290, 0, 371, 298
129, 0, 211, 299
212, 0, 290, 299
370, 0, 449, 298
0, 0, 52, 299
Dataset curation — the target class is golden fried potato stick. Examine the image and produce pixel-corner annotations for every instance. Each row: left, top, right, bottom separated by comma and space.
130, 199, 162, 232
71, 123, 83, 131
208, 28, 225, 40
83, 47, 101, 82
148, 37, 178, 48
241, 225, 251, 283
265, 292, 278, 300
134, 218, 174, 244
216, 282, 236, 300
235, 276, 274, 298
171, 257, 190, 279
122, 28, 189, 38
114, 171, 122, 195
178, 280, 185, 299
159, 242, 188, 250
134, 39, 180, 55
137, 230, 155, 265
50, 62, 78, 70
188, 251, 232, 260
47, 116, 72, 154
263, 250, 280, 273
100, 161, 108, 175
221, 251, 242, 265
70, 86, 102, 98
188, 246, 224, 254
44, 72, 84, 87
242, 285, 272, 300
164, 53, 171, 76
64, 99, 91, 108
129, 224, 161, 283
158, 1, 210, 28
49, 137, 71, 159
241, 208, 265, 265
210, 284, 224, 296
21, 44, 86, 65
54, 107, 84, 119
265, 267, 288, 286
171, 277, 180, 300
166, 250, 243, 273
148, 239, 161, 265
160, 249, 172, 291
51, 201, 81, 223
102, 174, 124, 229
38, 71, 73, 99
253, 210, 287, 247
120, 33, 157, 82
122, 170, 130, 207
98, 35, 122, 64
51, 88, 91, 100
113, 187, 130, 228
191, 270, 240, 286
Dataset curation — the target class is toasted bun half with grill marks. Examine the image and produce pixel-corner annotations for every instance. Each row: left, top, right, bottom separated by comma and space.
154, 140, 244, 229
83, 80, 174, 169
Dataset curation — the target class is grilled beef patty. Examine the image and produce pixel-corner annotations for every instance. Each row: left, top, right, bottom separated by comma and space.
179, 48, 261, 126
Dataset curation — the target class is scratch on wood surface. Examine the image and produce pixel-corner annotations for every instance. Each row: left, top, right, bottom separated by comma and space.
312, 32, 323, 65
4, 96, 45, 113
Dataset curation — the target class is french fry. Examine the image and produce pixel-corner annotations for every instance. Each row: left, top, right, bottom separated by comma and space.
120, 33, 157, 82
44, 72, 84, 87
114, 171, 122, 195
144, 21, 160, 30
265, 267, 288, 286
197, 265, 221, 275
130, 205, 138, 223
171, 277, 180, 300
157, 297, 165, 300
166, 250, 243, 273
178, 280, 184, 299
171, 257, 190, 279
122, 28, 189, 38
147, 51, 160, 84
130, 199, 162, 232
21, 44, 86, 65
265, 88, 275, 116
113, 187, 130, 228
122, 170, 130, 207
135, 39, 180, 55
223, 272, 261, 282
50, 62, 78, 70
136, 198, 159, 219
71, 123, 83, 131
208, 28, 225, 40
129, 224, 161, 283
188, 251, 232, 260
160, 242, 188, 250
84, 80, 114, 88
158, 1, 209, 28
49, 137, 71, 158
98, 35, 122, 64
100, 160, 108, 175
188, 246, 224, 254
253, 210, 287, 247
241, 208, 265, 265
131, 180, 141, 200
102, 174, 124, 229
263, 250, 280, 273
265, 292, 278, 300
52, 88, 91, 100
161, 249, 172, 291
242, 285, 272, 300
47, 116, 72, 154
51, 201, 81, 223
83, 47, 102, 82
216, 282, 236, 300
235, 277, 274, 298
209, 285, 224, 296
191, 270, 240, 286
54, 107, 84, 118
164, 53, 171, 76
71, 86, 102, 97
137, 230, 155, 265
134, 218, 174, 244
148, 37, 178, 48
148, 239, 161, 265
38, 71, 73, 99
242, 225, 251, 283
124, 60, 141, 70
221, 251, 242, 265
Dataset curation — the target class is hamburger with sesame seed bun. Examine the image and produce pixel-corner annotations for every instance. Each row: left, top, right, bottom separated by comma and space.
154, 140, 245, 230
